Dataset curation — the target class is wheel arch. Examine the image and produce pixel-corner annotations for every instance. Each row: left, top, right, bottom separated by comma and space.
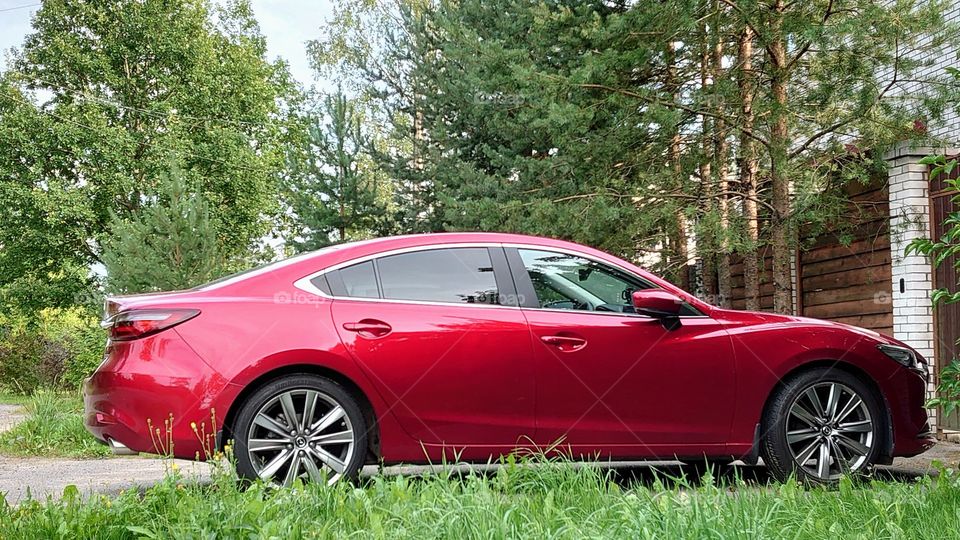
220, 363, 381, 463
758, 359, 894, 462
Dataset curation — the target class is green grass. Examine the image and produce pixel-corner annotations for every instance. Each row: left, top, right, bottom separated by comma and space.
0, 390, 109, 458
1, 459, 960, 539
0, 394, 29, 406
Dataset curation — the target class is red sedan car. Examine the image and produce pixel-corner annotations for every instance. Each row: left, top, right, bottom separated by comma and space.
84, 233, 933, 485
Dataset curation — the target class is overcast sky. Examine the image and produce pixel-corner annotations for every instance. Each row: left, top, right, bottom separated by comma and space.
0, 0, 330, 87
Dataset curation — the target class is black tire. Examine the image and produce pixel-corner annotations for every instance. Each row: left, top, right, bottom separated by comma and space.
232, 374, 368, 485
761, 367, 884, 485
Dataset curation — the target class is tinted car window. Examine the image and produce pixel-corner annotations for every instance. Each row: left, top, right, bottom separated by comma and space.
309, 274, 332, 295
518, 249, 651, 312
338, 261, 379, 298
518, 249, 700, 316
377, 248, 499, 304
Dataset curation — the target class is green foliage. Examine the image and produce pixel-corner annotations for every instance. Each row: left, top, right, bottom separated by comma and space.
909, 152, 960, 416
101, 167, 228, 294
4, 457, 960, 537
0, 308, 104, 395
36, 309, 106, 390
0, 0, 299, 315
928, 361, 960, 417
0, 390, 110, 458
284, 91, 388, 250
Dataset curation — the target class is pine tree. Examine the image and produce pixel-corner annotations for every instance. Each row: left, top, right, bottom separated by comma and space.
309, 0, 957, 305
284, 91, 385, 250
101, 167, 226, 294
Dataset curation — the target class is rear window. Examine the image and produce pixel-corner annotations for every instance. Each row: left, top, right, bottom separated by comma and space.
337, 261, 379, 298
376, 248, 499, 305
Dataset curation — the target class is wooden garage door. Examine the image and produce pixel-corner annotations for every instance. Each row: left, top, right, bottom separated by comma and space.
931, 160, 960, 430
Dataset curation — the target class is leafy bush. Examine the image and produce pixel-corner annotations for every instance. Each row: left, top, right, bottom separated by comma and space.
0, 390, 109, 458
0, 308, 105, 394
37, 308, 106, 390
928, 360, 960, 417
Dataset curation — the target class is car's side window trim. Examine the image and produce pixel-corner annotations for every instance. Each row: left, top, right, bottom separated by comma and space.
294, 243, 517, 309
292, 242, 705, 316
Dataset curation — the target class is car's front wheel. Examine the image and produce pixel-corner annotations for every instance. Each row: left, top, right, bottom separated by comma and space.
762, 368, 884, 484
232, 374, 368, 486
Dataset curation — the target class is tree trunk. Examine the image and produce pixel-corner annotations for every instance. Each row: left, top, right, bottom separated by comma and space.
699, 11, 717, 299
712, 3, 732, 308
665, 40, 690, 291
767, 0, 793, 314
737, 26, 760, 311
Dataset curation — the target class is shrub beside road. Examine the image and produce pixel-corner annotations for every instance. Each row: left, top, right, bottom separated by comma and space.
0, 391, 109, 458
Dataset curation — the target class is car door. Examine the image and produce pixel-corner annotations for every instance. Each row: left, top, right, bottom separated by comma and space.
328, 246, 536, 449
506, 247, 735, 456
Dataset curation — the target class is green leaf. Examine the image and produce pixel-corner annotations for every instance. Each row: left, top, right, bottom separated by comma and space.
125, 526, 160, 539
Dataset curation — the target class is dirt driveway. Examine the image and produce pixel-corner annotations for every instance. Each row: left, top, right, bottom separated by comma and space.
0, 404, 958, 504
0, 403, 211, 505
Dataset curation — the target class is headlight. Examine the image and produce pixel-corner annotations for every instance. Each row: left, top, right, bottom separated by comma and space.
877, 344, 917, 368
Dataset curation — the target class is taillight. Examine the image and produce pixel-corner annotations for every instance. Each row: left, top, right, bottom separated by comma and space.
106, 309, 200, 341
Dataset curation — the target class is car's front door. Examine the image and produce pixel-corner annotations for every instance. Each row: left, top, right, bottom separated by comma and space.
329, 246, 536, 452
507, 247, 735, 457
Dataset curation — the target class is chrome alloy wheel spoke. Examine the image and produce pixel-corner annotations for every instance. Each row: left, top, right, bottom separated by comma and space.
785, 382, 874, 480
247, 389, 355, 485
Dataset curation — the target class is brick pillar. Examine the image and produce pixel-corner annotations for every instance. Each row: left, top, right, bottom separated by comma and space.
885, 144, 936, 430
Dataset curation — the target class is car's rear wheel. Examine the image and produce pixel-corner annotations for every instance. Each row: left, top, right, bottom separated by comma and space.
762, 368, 883, 485
233, 374, 367, 486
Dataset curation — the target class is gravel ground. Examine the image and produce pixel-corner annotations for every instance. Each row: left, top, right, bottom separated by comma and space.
0, 405, 26, 434
0, 404, 958, 505
0, 403, 215, 505
0, 454, 212, 504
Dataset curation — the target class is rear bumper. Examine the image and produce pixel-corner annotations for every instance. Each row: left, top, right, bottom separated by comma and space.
83, 331, 228, 460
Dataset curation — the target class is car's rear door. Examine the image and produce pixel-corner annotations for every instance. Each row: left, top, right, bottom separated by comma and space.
507, 247, 735, 456
328, 245, 536, 450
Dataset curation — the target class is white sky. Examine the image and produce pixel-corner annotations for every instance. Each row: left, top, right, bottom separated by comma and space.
0, 0, 332, 87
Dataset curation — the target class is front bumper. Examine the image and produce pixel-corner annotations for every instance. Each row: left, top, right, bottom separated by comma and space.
886, 366, 937, 458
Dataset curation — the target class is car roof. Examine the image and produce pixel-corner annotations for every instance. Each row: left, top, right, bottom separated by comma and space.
201, 233, 620, 291
187, 232, 711, 314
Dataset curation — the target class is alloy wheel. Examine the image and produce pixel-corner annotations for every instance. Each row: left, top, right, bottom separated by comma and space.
785, 381, 874, 481
245, 388, 356, 486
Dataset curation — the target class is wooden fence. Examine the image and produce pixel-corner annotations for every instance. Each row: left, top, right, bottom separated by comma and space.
728, 177, 893, 336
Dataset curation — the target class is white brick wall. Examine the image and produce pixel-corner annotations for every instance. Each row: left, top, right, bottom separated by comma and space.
886, 143, 938, 429
890, 3, 960, 143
